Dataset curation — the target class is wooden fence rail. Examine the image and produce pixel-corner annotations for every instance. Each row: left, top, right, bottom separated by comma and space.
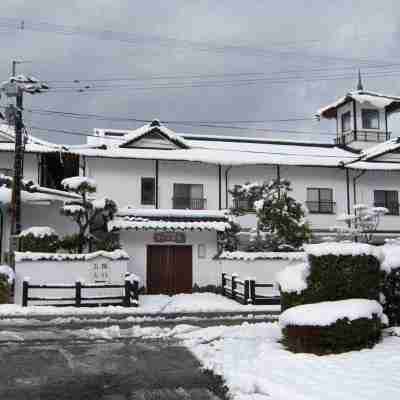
221, 272, 280, 305
22, 279, 139, 307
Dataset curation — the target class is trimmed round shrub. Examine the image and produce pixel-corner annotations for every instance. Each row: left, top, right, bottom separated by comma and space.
282, 316, 382, 355
381, 267, 400, 326
280, 254, 382, 311
0, 275, 10, 304
280, 299, 383, 354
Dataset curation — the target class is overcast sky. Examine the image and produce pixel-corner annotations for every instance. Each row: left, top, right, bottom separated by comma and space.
1, 0, 400, 144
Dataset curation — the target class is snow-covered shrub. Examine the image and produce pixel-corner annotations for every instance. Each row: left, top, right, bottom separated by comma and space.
280, 299, 382, 354
380, 242, 400, 325
19, 226, 59, 253
331, 204, 387, 243
230, 179, 311, 251
278, 243, 383, 311
217, 214, 240, 252
0, 273, 10, 304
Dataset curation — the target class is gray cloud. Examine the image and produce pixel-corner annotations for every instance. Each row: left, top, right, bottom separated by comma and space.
1, 0, 400, 144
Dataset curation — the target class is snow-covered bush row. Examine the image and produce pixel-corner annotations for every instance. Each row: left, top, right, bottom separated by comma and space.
19, 226, 57, 238
19, 226, 59, 253
304, 242, 383, 260
218, 251, 305, 261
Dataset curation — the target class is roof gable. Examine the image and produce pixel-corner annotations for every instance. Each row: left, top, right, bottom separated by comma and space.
119, 120, 190, 150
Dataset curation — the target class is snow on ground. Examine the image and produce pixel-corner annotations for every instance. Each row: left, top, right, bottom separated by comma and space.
179, 322, 400, 400
0, 293, 280, 318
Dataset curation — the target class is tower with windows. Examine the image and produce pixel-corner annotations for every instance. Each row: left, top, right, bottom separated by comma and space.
317, 72, 400, 150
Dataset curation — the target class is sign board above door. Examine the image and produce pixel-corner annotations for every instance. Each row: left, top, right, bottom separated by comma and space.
153, 232, 186, 243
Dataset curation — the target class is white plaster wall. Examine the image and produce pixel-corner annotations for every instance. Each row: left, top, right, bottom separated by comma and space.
86, 157, 156, 208
119, 230, 219, 288
157, 160, 220, 209
0, 152, 39, 182
355, 169, 400, 232
14, 257, 128, 305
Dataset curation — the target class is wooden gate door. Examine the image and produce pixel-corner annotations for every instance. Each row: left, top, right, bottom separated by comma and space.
147, 245, 192, 295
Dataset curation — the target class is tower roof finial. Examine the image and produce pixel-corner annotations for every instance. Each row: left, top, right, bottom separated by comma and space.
357, 69, 364, 91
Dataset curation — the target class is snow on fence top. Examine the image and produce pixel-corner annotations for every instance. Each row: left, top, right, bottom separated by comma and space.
218, 251, 305, 261
279, 299, 383, 328
276, 262, 310, 294
15, 249, 129, 262
19, 226, 57, 238
304, 242, 383, 260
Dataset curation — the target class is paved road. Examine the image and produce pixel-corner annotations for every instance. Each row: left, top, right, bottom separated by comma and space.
0, 325, 228, 400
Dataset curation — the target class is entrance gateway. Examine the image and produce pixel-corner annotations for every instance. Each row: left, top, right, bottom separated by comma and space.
147, 245, 193, 295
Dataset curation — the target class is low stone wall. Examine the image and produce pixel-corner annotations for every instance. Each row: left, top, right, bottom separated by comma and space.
14, 251, 129, 306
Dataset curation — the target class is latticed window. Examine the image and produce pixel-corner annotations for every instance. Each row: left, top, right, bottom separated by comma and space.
362, 109, 380, 130
141, 177, 155, 205
306, 188, 335, 214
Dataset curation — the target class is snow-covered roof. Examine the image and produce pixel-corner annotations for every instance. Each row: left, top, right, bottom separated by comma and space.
68, 134, 358, 167
109, 208, 231, 232
119, 120, 189, 149
317, 90, 400, 119
15, 249, 129, 262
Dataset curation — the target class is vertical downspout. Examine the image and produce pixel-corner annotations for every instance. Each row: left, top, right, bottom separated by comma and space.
385, 108, 389, 140
218, 164, 222, 210
346, 168, 351, 215
82, 156, 87, 177
353, 170, 366, 205
0, 208, 3, 263
276, 164, 281, 198
353, 99, 357, 142
225, 166, 232, 209
155, 160, 159, 209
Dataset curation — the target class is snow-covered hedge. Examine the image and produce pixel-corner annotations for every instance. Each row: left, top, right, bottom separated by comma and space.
380, 243, 400, 325
279, 242, 382, 311
280, 299, 383, 354
19, 226, 59, 253
219, 251, 305, 261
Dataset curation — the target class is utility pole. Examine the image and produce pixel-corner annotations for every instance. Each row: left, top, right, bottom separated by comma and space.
0, 61, 49, 267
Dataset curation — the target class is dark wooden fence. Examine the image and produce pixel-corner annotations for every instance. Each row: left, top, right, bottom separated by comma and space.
22, 279, 139, 307
221, 272, 280, 305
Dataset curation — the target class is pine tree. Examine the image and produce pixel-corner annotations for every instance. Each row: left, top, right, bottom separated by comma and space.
60, 177, 117, 253
230, 179, 311, 251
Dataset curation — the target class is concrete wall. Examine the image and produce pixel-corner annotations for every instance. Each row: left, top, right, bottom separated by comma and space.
14, 256, 128, 306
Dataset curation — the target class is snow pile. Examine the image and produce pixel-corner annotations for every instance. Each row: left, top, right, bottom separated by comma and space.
279, 299, 383, 328
0, 265, 15, 283
19, 226, 57, 238
92, 198, 106, 209
125, 272, 141, 283
219, 251, 305, 261
61, 176, 97, 191
304, 242, 383, 260
380, 242, 400, 273
184, 321, 400, 400
276, 262, 310, 294
15, 249, 129, 262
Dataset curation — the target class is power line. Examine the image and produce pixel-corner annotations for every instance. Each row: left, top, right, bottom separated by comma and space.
0, 17, 397, 66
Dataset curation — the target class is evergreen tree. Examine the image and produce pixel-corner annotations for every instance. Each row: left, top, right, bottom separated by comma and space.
230, 179, 311, 251
60, 177, 117, 253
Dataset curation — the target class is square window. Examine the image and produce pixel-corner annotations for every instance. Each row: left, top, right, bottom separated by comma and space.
141, 177, 155, 205
306, 188, 334, 214
374, 190, 398, 215
341, 111, 351, 132
362, 109, 380, 130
